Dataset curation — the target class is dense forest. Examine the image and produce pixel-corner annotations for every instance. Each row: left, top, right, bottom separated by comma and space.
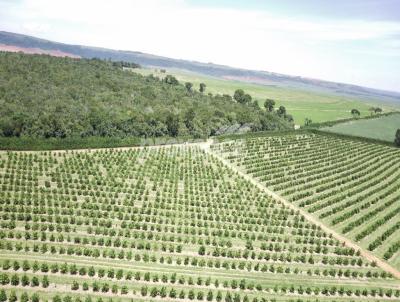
0, 52, 292, 139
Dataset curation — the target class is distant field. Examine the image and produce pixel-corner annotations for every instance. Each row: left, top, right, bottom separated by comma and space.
135, 68, 398, 125
322, 114, 400, 142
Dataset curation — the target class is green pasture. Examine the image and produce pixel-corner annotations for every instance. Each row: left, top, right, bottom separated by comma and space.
321, 114, 400, 142
135, 68, 397, 125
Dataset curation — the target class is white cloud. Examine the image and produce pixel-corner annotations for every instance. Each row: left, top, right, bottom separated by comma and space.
21, 22, 50, 33
0, 0, 399, 91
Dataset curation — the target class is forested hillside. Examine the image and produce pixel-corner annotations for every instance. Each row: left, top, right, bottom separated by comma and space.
0, 52, 292, 140
2, 31, 400, 106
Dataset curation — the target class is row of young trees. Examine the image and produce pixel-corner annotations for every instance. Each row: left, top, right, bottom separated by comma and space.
1, 148, 342, 249
2, 240, 381, 279
0, 290, 39, 302
0, 145, 396, 301
212, 133, 400, 262
0, 146, 380, 261
395, 129, 400, 147
1, 270, 398, 301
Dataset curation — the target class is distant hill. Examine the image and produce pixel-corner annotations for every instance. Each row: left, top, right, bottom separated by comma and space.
1, 31, 399, 105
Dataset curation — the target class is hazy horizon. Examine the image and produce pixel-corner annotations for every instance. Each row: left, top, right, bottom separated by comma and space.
1, 0, 399, 92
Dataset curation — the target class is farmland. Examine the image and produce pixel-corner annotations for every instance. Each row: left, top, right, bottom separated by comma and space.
212, 133, 400, 272
321, 114, 400, 142
135, 68, 399, 125
1, 142, 399, 302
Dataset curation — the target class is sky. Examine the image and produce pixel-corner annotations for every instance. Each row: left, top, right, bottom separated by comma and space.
0, 0, 400, 92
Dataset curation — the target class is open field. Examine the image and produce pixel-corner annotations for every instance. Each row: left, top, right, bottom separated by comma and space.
211, 133, 400, 272
321, 114, 400, 142
1, 142, 399, 302
135, 68, 399, 125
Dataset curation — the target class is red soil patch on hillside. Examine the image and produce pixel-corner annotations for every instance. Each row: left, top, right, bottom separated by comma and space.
222, 75, 278, 86
0, 44, 80, 58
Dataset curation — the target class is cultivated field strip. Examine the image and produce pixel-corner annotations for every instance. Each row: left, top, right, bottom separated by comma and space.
211, 133, 400, 271
0, 145, 399, 302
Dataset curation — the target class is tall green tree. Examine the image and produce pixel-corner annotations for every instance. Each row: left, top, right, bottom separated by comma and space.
351, 108, 360, 117
243, 94, 252, 104
368, 107, 375, 115
164, 75, 179, 85
395, 129, 400, 147
233, 89, 252, 104
185, 82, 193, 92
233, 89, 245, 103
252, 100, 260, 109
184, 108, 196, 131
166, 114, 180, 137
199, 83, 206, 93
277, 106, 286, 116
264, 99, 275, 112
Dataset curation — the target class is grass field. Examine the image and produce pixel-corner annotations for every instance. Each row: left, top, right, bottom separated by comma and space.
321, 114, 400, 142
135, 68, 398, 125
1, 142, 399, 302
212, 133, 400, 272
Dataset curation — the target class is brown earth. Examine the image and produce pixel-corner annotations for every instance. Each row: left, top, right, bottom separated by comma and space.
0, 44, 80, 58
